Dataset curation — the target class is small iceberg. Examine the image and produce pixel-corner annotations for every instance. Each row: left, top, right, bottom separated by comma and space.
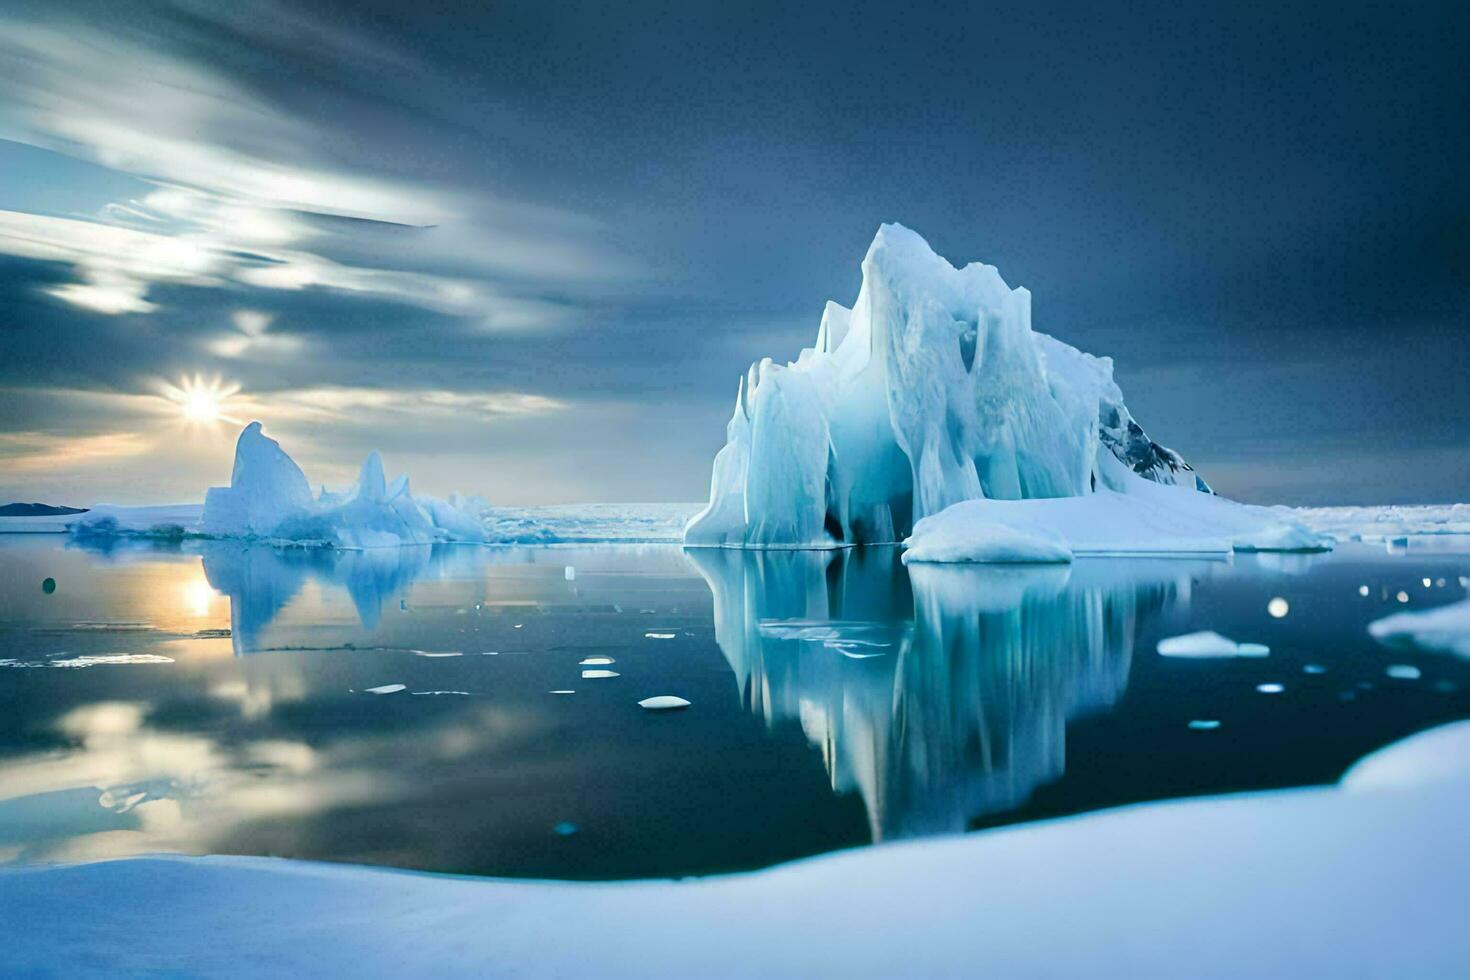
1156, 631, 1270, 658
1369, 598, 1470, 658
364, 684, 406, 695
638, 696, 691, 711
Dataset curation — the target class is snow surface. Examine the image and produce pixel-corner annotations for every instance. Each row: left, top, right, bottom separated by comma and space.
685, 224, 1211, 550
201, 422, 488, 548
4, 720, 1469, 977
1369, 598, 1470, 658
904, 455, 1328, 562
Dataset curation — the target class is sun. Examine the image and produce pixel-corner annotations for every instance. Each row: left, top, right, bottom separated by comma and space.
162, 375, 241, 426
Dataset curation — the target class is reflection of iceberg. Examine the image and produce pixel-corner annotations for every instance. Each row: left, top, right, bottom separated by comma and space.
689, 547, 1195, 839
200, 542, 484, 653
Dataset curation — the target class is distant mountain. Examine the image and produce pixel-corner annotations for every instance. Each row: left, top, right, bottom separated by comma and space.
0, 503, 88, 517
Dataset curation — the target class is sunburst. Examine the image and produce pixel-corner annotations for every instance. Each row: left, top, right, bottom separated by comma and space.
161, 374, 242, 426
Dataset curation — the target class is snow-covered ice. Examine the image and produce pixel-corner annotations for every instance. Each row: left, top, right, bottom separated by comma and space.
638, 695, 691, 710
1369, 597, 1470, 658
5, 719, 1470, 977
904, 454, 1327, 562
683, 224, 1327, 560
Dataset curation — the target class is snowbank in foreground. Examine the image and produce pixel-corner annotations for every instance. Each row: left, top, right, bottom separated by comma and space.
904, 460, 1329, 563
3, 722, 1468, 978
1370, 598, 1470, 658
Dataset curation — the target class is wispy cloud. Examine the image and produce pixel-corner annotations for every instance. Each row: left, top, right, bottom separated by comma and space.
0, 7, 633, 328
0, 430, 154, 473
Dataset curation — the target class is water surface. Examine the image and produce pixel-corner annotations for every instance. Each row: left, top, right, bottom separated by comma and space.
1, 534, 1466, 878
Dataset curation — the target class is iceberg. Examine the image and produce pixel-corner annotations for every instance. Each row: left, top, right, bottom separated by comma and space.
198, 422, 487, 548
685, 223, 1327, 560
1369, 598, 1470, 658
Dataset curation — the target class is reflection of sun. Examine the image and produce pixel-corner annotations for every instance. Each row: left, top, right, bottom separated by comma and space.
161, 375, 241, 427
182, 578, 218, 617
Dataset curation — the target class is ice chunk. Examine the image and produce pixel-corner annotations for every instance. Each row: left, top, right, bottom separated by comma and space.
581, 669, 620, 678
1369, 598, 1470, 658
1156, 631, 1271, 658
901, 519, 1072, 564
638, 696, 691, 710
364, 684, 406, 695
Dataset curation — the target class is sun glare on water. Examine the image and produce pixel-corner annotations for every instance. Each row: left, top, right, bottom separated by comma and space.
162, 375, 241, 427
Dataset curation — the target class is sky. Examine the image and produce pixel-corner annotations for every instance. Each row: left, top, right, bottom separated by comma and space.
0, 0, 1464, 507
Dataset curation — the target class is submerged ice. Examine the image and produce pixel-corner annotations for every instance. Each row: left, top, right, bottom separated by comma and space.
685, 223, 1325, 559
201, 422, 487, 548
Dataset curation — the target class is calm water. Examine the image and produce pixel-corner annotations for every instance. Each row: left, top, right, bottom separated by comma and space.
1, 534, 1467, 879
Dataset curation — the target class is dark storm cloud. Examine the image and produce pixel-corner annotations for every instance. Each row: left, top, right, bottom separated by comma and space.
0, 0, 1465, 505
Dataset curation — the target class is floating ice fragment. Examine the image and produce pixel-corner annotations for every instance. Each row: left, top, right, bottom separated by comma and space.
1156, 631, 1270, 658
365, 684, 406, 695
1188, 720, 1221, 730
1396, 591, 1410, 603
638, 696, 691, 710
481, 651, 499, 656
645, 632, 676, 640
1386, 665, 1422, 680
1358, 585, 1370, 597
49, 653, 174, 668
1267, 598, 1290, 619
553, 822, 578, 836
579, 657, 615, 666
1423, 578, 1432, 588
1303, 664, 1327, 674
581, 669, 620, 679
411, 690, 472, 696
1256, 683, 1285, 694
550, 690, 575, 695
564, 566, 576, 581
412, 651, 462, 658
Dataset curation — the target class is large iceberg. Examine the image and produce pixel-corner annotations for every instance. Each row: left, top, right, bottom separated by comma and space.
685, 223, 1326, 559
200, 422, 487, 548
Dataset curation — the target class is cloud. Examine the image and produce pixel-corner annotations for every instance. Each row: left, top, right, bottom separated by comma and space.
0, 430, 154, 473
0, 7, 636, 330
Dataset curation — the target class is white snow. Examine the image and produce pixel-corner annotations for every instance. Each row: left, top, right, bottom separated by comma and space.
684, 223, 1326, 558
1369, 598, 1470, 658
199, 422, 488, 548
901, 517, 1072, 563
1156, 631, 1270, 658
904, 455, 1327, 562
4, 719, 1470, 977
